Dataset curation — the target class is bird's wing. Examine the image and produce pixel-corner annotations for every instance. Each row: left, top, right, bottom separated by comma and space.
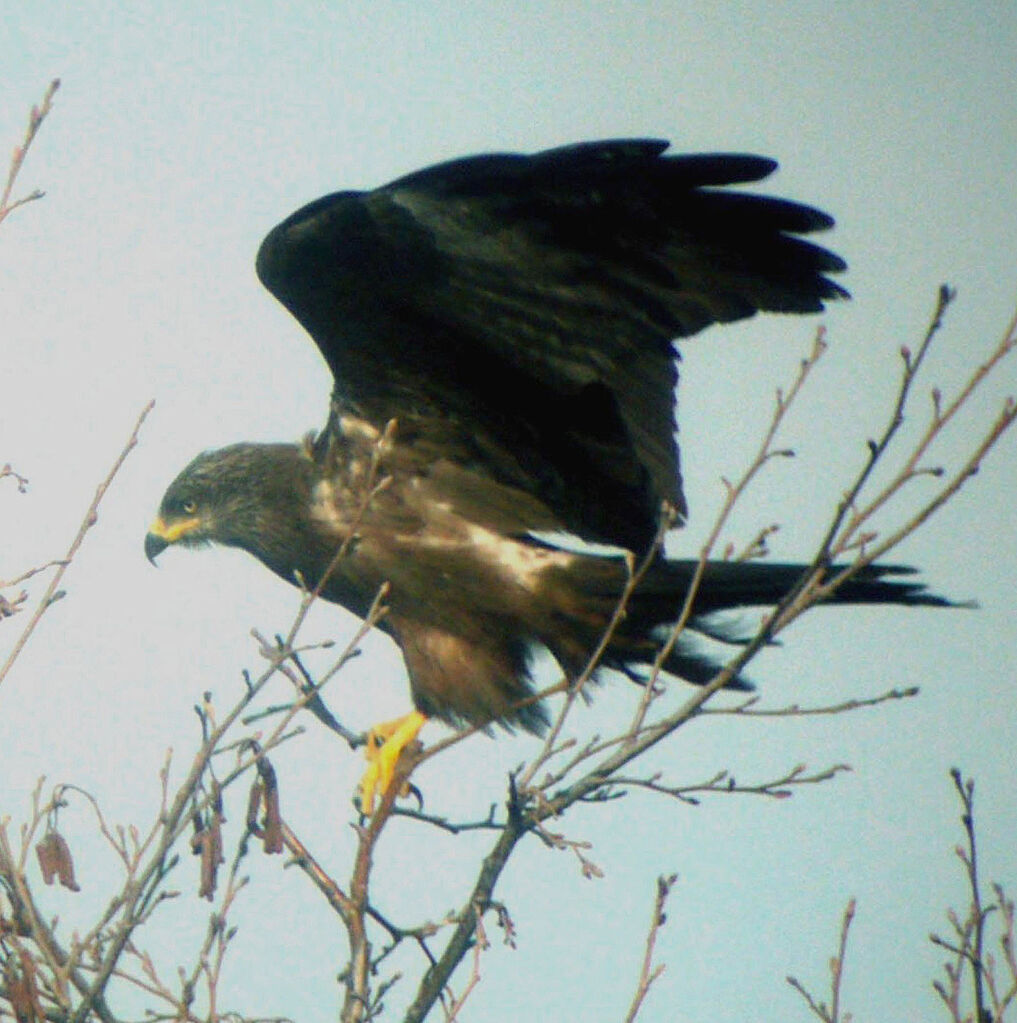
255, 139, 846, 550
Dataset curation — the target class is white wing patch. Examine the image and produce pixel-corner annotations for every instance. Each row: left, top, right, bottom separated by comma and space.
338, 415, 381, 443
526, 530, 631, 558
392, 515, 574, 592
462, 524, 574, 591
309, 479, 345, 532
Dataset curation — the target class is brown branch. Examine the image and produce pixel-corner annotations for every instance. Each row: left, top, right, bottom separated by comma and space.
787, 899, 856, 1022
0, 815, 118, 1023
726, 522, 781, 563
775, 288, 1016, 632
242, 640, 363, 746
7, 666, 369, 1023
474, 328, 830, 808
515, 513, 672, 791
396, 295, 1017, 1023
10, 294, 998, 1021
530, 298, 1015, 823
61, 589, 381, 1022
638, 327, 828, 728
388, 804, 502, 835
13, 579, 388, 1023
606, 762, 851, 806
443, 902, 489, 1022
1, 560, 67, 591
0, 401, 155, 690
837, 291, 1016, 551
811, 285, 955, 567
1, 463, 30, 492
623, 874, 677, 1023
704, 685, 920, 717
282, 422, 396, 651
0, 80, 59, 227
402, 789, 529, 1023
0, 589, 29, 619
952, 769, 988, 1022
929, 769, 1009, 1023
280, 823, 355, 925
986, 882, 1017, 1019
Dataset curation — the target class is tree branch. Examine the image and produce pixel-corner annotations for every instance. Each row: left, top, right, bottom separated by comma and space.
0, 401, 155, 690
0, 80, 59, 226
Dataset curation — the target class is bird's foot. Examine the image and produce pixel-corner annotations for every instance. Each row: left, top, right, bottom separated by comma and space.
357, 710, 427, 815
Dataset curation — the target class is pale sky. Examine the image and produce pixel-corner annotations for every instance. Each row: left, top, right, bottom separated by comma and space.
3, 3, 1016, 1021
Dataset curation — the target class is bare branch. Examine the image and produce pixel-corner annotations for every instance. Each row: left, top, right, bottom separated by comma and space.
930, 769, 1016, 1022
704, 685, 920, 717
606, 762, 850, 806
1, 463, 30, 492
787, 899, 856, 1022
4, 283, 1013, 1022
396, 297, 1017, 1023
0, 80, 59, 226
623, 874, 677, 1023
0, 401, 155, 690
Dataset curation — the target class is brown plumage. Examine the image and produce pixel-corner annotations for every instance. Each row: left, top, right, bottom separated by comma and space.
146, 139, 949, 736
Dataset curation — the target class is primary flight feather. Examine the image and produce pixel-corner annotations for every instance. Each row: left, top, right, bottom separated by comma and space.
146, 139, 947, 809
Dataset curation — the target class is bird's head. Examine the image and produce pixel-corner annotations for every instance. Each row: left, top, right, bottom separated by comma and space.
145, 442, 316, 567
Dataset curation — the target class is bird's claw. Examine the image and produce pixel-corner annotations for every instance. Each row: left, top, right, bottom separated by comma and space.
356, 710, 427, 815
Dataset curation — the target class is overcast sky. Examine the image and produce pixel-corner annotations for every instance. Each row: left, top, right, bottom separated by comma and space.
3, 3, 1016, 1021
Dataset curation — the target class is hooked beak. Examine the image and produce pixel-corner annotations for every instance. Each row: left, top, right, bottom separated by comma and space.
144, 514, 200, 565
145, 530, 168, 565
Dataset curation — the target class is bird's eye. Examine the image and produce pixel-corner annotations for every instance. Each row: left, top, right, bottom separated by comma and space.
182, 499, 198, 515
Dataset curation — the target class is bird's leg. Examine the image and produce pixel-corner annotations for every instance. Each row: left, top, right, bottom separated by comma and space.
358, 710, 427, 814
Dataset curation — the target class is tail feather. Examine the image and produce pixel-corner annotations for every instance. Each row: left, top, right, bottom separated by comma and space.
643, 559, 956, 617
555, 556, 959, 692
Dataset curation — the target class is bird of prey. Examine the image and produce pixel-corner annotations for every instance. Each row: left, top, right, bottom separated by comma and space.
146, 139, 947, 811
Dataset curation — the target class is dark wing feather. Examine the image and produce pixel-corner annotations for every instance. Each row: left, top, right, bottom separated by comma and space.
255, 139, 846, 550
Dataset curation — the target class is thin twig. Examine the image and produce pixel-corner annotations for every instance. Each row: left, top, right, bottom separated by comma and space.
607, 762, 850, 805
703, 686, 920, 717
0, 401, 155, 689
786, 899, 856, 1022
0, 79, 59, 226
930, 769, 1003, 1023
623, 874, 677, 1023
399, 296, 1017, 1023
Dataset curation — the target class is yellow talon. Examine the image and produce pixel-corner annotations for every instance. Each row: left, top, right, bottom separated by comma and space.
358, 710, 427, 815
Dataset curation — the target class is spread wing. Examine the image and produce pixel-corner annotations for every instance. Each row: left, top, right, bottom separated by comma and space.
255, 138, 846, 550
